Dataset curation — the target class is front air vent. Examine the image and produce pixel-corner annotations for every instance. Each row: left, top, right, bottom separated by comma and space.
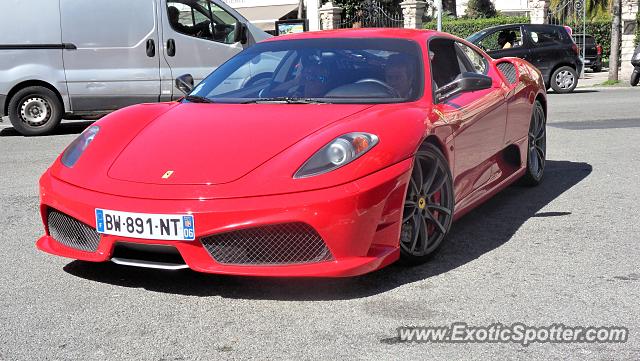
200, 223, 333, 265
47, 209, 100, 252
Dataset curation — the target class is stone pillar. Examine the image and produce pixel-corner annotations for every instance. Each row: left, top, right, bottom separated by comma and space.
318, 2, 343, 30
400, 1, 428, 29
305, 0, 321, 31
620, 0, 639, 79
530, 0, 550, 24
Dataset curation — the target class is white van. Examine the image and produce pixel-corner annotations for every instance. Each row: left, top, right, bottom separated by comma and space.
0, 0, 269, 135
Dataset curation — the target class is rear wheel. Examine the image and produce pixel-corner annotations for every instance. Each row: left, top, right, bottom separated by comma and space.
521, 101, 546, 186
591, 64, 602, 73
399, 144, 454, 264
8, 86, 63, 136
550, 66, 578, 93
630, 69, 640, 87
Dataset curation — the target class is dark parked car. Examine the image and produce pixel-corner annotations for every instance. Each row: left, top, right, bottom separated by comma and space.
572, 34, 603, 72
468, 23, 583, 93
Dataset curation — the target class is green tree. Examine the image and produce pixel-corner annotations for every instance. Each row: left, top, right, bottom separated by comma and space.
465, 0, 496, 18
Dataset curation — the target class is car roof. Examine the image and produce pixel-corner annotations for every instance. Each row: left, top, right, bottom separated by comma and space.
262, 28, 439, 42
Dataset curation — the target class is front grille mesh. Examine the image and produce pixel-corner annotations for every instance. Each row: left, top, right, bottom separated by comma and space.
497, 62, 518, 84
200, 223, 333, 265
47, 209, 100, 252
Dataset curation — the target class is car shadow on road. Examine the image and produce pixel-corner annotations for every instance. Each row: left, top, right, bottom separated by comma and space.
63, 160, 592, 301
0, 120, 94, 137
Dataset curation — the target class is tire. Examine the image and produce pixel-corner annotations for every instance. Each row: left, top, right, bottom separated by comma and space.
550, 66, 578, 94
399, 143, 454, 265
631, 69, 640, 87
591, 64, 602, 73
8, 86, 63, 136
520, 101, 546, 186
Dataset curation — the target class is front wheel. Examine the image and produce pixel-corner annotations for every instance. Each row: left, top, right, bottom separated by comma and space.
550, 66, 578, 93
521, 101, 546, 186
399, 144, 454, 264
8, 86, 63, 136
630, 69, 640, 87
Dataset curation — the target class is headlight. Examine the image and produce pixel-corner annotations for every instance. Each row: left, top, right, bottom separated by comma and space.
294, 132, 378, 178
61, 125, 100, 168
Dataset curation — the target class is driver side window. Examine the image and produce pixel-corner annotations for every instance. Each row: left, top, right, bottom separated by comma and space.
478, 27, 523, 52
429, 38, 465, 89
167, 1, 237, 44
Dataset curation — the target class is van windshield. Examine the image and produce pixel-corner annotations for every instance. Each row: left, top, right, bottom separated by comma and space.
188, 38, 424, 104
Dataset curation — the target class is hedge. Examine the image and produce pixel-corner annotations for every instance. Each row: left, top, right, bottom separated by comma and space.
423, 16, 530, 39
424, 17, 614, 58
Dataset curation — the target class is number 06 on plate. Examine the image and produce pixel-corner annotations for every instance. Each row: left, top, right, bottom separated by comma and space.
95, 209, 195, 241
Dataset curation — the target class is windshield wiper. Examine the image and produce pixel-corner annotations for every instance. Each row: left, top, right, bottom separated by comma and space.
242, 97, 328, 104
184, 95, 215, 104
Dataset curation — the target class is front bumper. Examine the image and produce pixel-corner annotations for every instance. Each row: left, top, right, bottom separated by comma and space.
37, 159, 412, 277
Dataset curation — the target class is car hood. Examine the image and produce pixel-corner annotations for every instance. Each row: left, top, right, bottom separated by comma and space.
106, 103, 373, 185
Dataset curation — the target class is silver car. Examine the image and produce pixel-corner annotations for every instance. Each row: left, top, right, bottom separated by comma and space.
0, 0, 269, 135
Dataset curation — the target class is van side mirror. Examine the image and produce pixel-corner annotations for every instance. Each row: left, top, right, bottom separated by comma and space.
175, 74, 194, 95
435, 72, 493, 103
234, 22, 248, 44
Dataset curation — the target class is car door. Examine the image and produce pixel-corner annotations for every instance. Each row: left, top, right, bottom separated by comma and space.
60, 0, 161, 112
429, 38, 508, 204
475, 26, 532, 63
160, 0, 244, 100
524, 25, 567, 82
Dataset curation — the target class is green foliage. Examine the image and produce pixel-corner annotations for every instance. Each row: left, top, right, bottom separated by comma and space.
565, 20, 612, 56
600, 79, 621, 86
465, 0, 497, 18
550, 0, 610, 21
423, 16, 529, 39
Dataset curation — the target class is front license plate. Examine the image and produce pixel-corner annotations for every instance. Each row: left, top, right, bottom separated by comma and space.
95, 209, 195, 241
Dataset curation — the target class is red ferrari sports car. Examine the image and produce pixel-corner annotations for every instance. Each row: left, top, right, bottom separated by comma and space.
37, 28, 547, 277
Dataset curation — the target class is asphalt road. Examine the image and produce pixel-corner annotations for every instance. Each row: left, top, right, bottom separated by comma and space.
1, 88, 639, 360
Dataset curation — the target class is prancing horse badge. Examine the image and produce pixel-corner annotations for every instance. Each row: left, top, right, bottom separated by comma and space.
162, 170, 174, 179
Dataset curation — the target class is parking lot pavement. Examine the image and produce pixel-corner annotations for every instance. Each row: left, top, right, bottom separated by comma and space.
1, 88, 639, 360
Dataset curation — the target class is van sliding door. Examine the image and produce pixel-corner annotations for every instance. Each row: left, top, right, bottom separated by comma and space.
60, 0, 161, 112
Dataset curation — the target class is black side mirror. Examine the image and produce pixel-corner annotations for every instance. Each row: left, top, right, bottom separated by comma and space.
233, 22, 248, 44
435, 72, 493, 102
175, 74, 194, 95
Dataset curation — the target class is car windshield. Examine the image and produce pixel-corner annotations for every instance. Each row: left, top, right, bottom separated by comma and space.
188, 38, 424, 104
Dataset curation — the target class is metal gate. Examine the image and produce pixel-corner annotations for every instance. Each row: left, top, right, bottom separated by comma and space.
547, 0, 587, 76
338, 0, 404, 28
547, 0, 586, 27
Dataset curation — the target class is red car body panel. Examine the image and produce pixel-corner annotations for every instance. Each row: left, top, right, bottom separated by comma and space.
37, 29, 546, 277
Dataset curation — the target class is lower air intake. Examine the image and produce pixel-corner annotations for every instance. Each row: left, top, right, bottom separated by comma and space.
47, 209, 100, 252
200, 223, 333, 265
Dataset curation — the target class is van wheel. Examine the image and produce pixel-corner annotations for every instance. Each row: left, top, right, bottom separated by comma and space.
8, 86, 63, 136
550, 66, 578, 93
